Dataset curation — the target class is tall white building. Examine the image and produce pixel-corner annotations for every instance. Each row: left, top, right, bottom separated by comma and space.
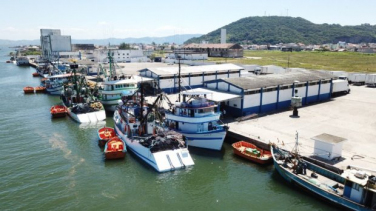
221, 29, 226, 44
40, 29, 72, 60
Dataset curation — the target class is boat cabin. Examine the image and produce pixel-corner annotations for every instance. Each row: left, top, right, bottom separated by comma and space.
172, 92, 219, 118
341, 167, 376, 207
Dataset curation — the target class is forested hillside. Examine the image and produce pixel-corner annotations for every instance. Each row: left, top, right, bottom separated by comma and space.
185, 16, 376, 44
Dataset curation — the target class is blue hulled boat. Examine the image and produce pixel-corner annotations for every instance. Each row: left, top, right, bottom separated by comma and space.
271, 133, 376, 210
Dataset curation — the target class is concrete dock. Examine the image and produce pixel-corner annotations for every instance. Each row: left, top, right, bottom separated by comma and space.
226, 85, 376, 170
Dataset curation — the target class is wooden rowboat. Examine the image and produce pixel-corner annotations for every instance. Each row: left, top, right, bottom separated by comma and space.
97, 127, 116, 147
35, 86, 46, 93
104, 137, 126, 160
232, 141, 272, 164
50, 105, 68, 118
32, 72, 39, 77
23, 86, 34, 94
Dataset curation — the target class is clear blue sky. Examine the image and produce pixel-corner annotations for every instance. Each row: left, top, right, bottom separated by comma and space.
1, 0, 375, 40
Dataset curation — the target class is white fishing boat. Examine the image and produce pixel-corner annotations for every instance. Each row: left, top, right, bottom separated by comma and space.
16, 57, 29, 66
45, 73, 74, 95
100, 76, 138, 112
164, 91, 228, 150
113, 90, 194, 172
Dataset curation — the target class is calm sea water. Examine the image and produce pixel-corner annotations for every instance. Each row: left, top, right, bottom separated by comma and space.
0, 46, 337, 211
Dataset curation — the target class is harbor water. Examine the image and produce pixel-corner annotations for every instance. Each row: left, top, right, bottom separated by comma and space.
0, 47, 337, 211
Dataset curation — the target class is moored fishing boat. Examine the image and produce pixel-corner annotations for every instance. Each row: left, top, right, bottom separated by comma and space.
271, 132, 376, 210
104, 137, 126, 160
113, 88, 194, 172
97, 127, 116, 147
232, 141, 272, 164
61, 64, 106, 124
164, 91, 228, 150
23, 86, 34, 94
98, 51, 138, 112
100, 77, 138, 112
45, 73, 74, 95
50, 105, 68, 118
35, 86, 46, 93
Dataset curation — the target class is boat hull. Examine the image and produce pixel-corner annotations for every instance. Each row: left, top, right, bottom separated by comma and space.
105, 151, 125, 160
182, 129, 226, 150
47, 86, 63, 95
67, 108, 106, 123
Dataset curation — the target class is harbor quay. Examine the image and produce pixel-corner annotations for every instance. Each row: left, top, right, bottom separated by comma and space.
225, 85, 376, 170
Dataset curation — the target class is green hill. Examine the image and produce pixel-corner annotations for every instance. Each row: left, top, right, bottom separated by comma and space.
185, 16, 376, 45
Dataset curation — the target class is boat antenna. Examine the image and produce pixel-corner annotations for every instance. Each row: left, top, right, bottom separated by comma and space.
178, 55, 181, 102
292, 131, 299, 157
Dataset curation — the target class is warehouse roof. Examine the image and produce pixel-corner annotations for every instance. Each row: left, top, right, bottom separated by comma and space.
146, 63, 244, 77
222, 69, 335, 90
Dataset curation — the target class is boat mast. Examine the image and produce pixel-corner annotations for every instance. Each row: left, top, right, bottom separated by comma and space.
108, 49, 116, 78
292, 131, 299, 157
178, 55, 181, 102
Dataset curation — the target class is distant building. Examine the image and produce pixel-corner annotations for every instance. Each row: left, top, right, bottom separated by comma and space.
93, 49, 148, 63
183, 43, 243, 58
166, 50, 208, 60
72, 44, 95, 51
40, 29, 72, 60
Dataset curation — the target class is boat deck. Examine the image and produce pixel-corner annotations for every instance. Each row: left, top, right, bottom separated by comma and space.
280, 161, 344, 196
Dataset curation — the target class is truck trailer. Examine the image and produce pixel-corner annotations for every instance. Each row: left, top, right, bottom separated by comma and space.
331, 79, 350, 96
348, 73, 367, 85
365, 74, 376, 87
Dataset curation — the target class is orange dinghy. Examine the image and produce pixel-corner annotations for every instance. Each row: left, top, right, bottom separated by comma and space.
232, 141, 272, 164
104, 137, 126, 160
32, 72, 39, 77
50, 105, 68, 118
23, 86, 34, 94
97, 127, 116, 147
35, 86, 46, 93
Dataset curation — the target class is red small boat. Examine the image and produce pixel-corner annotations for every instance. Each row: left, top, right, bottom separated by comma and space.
32, 72, 39, 77
23, 86, 34, 94
232, 141, 272, 164
104, 137, 126, 160
50, 105, 68, 118
35, 86, 46, 93
97, 127, 116, 147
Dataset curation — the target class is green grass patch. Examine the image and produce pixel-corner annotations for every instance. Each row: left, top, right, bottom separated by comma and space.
208, 50, 376, 73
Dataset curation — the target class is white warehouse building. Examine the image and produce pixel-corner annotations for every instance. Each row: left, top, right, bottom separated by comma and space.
139, 63, 244, 94
203, 70, 336, 117
94, 49, 149, 63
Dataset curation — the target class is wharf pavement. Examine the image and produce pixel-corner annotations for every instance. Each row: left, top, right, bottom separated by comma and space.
225, 85, 376, 171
